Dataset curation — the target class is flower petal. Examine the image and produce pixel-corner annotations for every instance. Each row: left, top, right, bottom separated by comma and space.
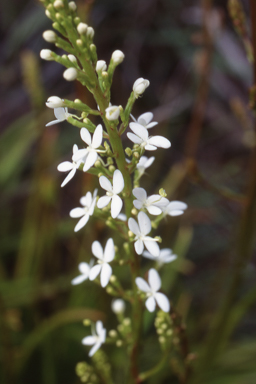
112, 170, 124, 194
128, 218, 140, 235
142, 251, 157, 260
104, 238, 115, 262
144, 144, 157, 151
138, 112, 153, 125
133, 200, 143, 210
78, 262, 90, 275
99, 175, 112, 192
155, 292, 170, 312
92, 124, 103, 148
148, 268, 161, 291
132, 187, 147, 202
127, 132, 143, 144
138, 211, 151, 235
72, 148, 88, 162
135, 277, 150, 292
145, 296, 156, 312
71, 274, 88, 285
111, 195, 123, 218
54, 107, 67, 120
81, 336, 95, 346
146, 205, 162, 215
144, 239, 160, 257
61, 168, 76, 187
146, 122, 158, 129
83, 151, 97, 172
129, 123, 149, 140
148, 136, 171, 149
135, 239, 144, 255
89, 264, 102, 280
92, 241, 104, 260
46, 119, 60, 127
100, 263, 112, 287
88, 341, 101, 357
70, 207, 85, 218
97, 195, 111, 209
57, 161, 73, 172
81, 128, 92, 146
74, 214, 89, 232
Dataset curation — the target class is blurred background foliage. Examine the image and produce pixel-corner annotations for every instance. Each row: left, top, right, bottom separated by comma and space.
0, 0, 256, 383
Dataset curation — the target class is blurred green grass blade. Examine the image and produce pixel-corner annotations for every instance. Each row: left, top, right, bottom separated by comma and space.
0, 113, 39, 186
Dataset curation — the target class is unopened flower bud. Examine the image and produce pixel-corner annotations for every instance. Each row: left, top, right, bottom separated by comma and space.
45, 10, 51, 19
109, 330, 117, 338
133, 78, 150, 98
105, 106, 120, 121
116, 340, 123, 347
53, 0, 64, 10
111, 50, 125, 64
77, 22, 88, 35
43, 30, 57, 43
68, 1, 77, 11
76, 39, 83, 47
111, 299, 125, 314
63, 67, 78, 81
87, 27, 94, 39
96, 60, 107, 72
46, 96, 64, 109
68, 54, 77, 64
40, 49, 54, 61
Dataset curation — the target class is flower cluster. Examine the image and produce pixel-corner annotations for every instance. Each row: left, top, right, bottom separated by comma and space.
40, 0, 187, 364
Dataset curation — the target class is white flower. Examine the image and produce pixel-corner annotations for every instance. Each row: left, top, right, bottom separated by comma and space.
42, 30, 57, 43
82, 320, 106, 357
133, 78, 150, 98
57, 144, 82, 187
128, 211, 160, 256
70, 189, 98, 232
135, 268, 170, 312
46, 96, 64, 109
63, 67, 78, 81
77, 22, 88, 34
53, 0, 64, 10
136, 156, 155, 176
46, 107, 70, 127
162, 201, 188, 216
40, 49, 54, 61
131, 112, 158, 129
71, 259, 94, 285
132, 187, 168, 215
111, 299, 125, 314
89, 238, 115, 287
96, 60, 107, 72
72, 125, 103, 172
127, 124, 171, 151
97, 169, 124, 219
105, 106, 120, 121
111, 50, 125, 65
142, 248, 177, 268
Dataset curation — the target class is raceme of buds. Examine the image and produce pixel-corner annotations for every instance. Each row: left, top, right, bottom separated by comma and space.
42, 30, 57, 43
40, 49, 54, 61
111, 50, 125, 65
63, 67, 78, 81
133, 78, 150, 98
40, 0, 185, 370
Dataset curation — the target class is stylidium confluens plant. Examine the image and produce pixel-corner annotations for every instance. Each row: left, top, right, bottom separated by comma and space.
40, 0, 188, 382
